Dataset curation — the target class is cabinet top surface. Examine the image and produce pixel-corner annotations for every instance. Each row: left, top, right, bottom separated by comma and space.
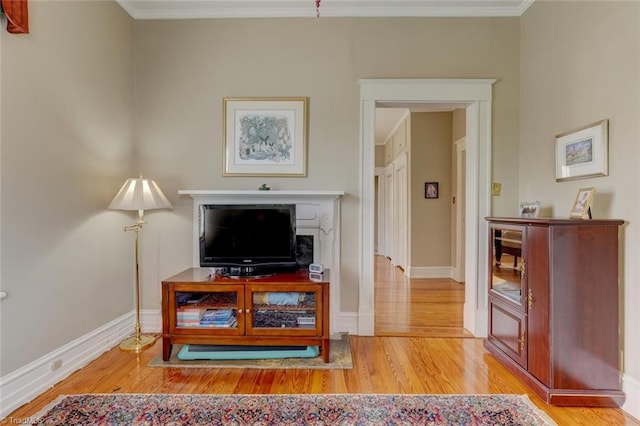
486, 217, 624, 226
163, 267, 329, 285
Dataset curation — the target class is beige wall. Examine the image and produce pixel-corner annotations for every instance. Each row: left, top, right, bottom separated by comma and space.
0, 6, 521, 377
410, 112, 452, 267
0, 1, 134, 374
133, 16, 521, 314
520, 0, 640, 413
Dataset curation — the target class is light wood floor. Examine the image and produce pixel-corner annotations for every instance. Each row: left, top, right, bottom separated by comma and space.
5, 257, 639, 425
374, 255, 473, 338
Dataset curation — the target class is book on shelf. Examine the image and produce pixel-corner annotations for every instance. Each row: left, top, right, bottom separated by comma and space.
186, 293, 209, 304
177, 308, 202, 318
199, 309, 236, 327
177, 319, 201, 327
198, 317, 238, 328
177, 293, 210, 305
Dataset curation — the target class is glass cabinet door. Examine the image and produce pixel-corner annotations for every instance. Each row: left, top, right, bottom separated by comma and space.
174, 289, 241, 333
490, 225, 525, 308
247, 287, 320, 336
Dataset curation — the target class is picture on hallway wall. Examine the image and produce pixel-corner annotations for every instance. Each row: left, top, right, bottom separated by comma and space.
223, 97, 308, 176
425, 182, 439, 199
555, 119, 608, 182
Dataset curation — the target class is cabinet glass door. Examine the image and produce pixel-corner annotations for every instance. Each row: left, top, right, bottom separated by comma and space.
490, 225, 525, 307
248, 288, 319, 336
175, 290, 240, 332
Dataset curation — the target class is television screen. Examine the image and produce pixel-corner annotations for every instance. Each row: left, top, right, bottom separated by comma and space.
199, 204, 297, 272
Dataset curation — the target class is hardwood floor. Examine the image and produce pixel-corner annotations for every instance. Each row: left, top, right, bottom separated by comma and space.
5, 258, 639, 425
374, 255, 473, 338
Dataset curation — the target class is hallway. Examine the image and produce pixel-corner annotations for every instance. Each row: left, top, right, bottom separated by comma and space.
374, 256, 473, 337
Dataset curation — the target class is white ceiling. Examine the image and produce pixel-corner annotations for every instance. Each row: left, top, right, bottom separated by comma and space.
117, 0, 534, 20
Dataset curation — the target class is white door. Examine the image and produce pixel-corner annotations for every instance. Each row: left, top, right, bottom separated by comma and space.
383, 163, 394, 260
374, 170, 384, 256
393, 153, 408, 271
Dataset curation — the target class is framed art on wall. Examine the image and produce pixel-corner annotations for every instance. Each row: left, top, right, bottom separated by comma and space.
555, 119, 608, 182
223, 97, 308, 176
425, 182, 439, 199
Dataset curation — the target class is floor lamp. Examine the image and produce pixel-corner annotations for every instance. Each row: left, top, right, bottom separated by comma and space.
109, 176, 173, 352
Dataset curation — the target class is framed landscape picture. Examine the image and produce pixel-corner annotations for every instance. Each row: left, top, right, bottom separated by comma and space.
223, 97, 308, 176
555, 119, 608, 182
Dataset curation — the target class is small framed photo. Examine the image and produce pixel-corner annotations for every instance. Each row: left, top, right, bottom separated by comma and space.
425, 182, 439, 199
555, 119, 608, 182
519, 201, 540, 218
569, 187, 595, 219
223, 97, 308, 176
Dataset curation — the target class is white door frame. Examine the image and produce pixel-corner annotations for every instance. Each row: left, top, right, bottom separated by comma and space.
358, 78, 495, 337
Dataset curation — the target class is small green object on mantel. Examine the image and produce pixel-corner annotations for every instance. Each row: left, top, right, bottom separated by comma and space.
259, 184, 271, 191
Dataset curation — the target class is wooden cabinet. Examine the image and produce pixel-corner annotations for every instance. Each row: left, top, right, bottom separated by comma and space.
484, 217, 624, 407
162, 268, 330, 362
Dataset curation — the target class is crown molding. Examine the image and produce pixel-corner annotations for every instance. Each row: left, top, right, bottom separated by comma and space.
116, 0, 535, 20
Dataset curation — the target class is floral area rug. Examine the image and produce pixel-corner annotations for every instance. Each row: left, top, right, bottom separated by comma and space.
31, 393, 557, 425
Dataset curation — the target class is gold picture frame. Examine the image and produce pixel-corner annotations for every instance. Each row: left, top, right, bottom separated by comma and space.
569, 187, 595, 219
555, 119, 608, 182
223, 97, 308, 176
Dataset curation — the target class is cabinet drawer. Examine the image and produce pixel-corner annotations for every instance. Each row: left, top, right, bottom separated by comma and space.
488, 299, 527, 368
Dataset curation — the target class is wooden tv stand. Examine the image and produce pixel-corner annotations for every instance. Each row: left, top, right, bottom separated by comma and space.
161, 268, 330, 362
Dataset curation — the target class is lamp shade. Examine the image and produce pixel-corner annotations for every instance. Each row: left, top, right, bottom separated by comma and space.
109, 177, 173, 212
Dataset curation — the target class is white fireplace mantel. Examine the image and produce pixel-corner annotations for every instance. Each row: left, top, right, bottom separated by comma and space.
178, 189, 345, 335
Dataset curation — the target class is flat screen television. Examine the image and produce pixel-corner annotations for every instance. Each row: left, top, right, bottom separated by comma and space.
199, 204, 298, 275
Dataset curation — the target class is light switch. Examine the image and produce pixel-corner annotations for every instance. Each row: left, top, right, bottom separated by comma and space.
492, 182, 502, 196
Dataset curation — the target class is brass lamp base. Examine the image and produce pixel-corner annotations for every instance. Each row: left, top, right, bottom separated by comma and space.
119, 334, 156, 352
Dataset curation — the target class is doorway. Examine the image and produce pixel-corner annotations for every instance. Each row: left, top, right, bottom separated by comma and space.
358, 78, 495, 337
373, 110, 468, 336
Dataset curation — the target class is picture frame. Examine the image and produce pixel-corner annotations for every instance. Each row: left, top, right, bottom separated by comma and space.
569, 187, 595, 219
555, 119, 608, 182
519, 201, 540, 218
425, 182, 439, 199
223, 97, 308, 176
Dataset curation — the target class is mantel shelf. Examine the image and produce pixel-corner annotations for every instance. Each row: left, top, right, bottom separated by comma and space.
178, 190, 345, 199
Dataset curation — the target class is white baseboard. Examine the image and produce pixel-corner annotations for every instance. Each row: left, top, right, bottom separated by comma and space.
623, 372, 640, 420
334, 311, 358, 335
141, 308, 162, 333
0, 312, 133, 419
407, 266, 454, 279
